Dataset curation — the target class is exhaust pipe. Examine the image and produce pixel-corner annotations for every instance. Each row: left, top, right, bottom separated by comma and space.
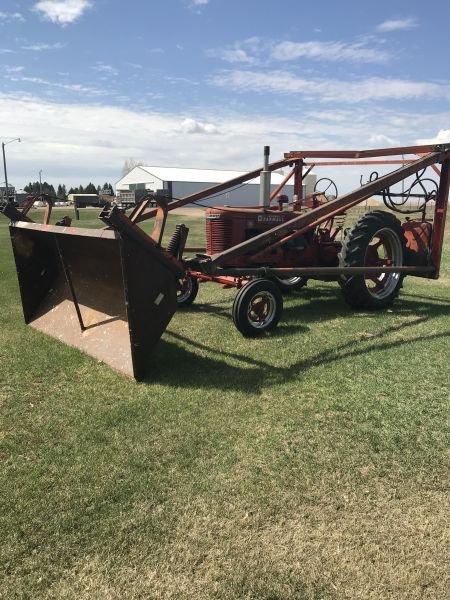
259, 145, 271, 208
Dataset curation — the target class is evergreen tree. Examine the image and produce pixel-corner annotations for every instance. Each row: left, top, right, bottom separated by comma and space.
40, 182, 56, 197
85, 182, 97, 194
56, 184, 67, 199
25, 181, 41, 194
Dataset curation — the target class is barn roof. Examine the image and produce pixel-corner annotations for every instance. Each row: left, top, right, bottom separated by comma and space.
137, 166, 292, 185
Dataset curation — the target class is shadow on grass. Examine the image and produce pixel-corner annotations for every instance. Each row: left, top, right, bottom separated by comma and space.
282, 295, 450, 326
188, 283, 340, 323
146, 295, 450, 393
400, 291, 450, 305
189, 284, 448, 330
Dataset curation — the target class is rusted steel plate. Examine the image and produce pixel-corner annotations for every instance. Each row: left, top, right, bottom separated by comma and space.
284, 144, 448, 160
9, 223, 179, 380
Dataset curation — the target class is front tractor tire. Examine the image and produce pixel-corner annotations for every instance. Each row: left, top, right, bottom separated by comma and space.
339, 210, 406, 310
177, 275, 199, 308
232, 279, 283, 337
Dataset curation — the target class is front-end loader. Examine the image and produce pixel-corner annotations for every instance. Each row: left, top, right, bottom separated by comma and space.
2, 143, 448, 379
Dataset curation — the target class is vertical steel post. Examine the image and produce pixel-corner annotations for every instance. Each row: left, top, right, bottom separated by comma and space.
2, 143, 8, 201
293, 160, 303, 206
430, 158, 450, 278
259, 146, 271, 207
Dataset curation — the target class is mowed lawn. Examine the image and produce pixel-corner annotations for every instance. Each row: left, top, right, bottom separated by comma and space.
0, 207, 449, 599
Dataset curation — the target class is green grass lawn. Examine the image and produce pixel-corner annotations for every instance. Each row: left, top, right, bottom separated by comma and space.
1, 207, 449, 599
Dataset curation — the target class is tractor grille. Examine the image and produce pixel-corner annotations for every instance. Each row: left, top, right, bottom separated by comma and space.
206, 217, 233, 254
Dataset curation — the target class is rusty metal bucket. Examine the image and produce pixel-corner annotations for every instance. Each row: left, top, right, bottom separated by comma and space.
8, 220, 183, 380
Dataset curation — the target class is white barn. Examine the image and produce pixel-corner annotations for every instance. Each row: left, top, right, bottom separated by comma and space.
115, 166, 316, 207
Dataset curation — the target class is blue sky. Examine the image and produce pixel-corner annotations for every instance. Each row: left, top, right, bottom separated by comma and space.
1, 0, 449, 188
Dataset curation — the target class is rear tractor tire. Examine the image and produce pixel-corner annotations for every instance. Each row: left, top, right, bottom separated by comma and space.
273, 275, 308, 294
339, 210, 406, 310
232, 279, 283, 337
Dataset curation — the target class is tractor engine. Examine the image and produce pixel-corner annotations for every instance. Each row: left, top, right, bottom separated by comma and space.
205, 206, 340, 268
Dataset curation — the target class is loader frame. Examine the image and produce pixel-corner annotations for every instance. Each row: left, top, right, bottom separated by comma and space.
130, 143, 450, 281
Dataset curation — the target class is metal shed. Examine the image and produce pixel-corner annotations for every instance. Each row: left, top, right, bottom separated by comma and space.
115, 165, 316, 207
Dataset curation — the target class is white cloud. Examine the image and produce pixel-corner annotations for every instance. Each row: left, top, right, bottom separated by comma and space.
0, 12, 25, 22
210, 47, 257, 65
368, 134, 399, 146
210, 36, 389, 66
207, 38, 264, 65
0, 93, 447, 190
21, 42, 65, 51
91, 62, 118, 76
33, 0, 91, 26
181, 118, 218, 134
164, 74, 198, 85
416, 130, 450, 144
376, 17, 418, 32
187, 0, 209, 12
4, 66, 25, 73
0, 48, 14, 54
225, 49, 253, 63
211, 70, 450, 103
271, 40, 389, 63
5, 74, 104, 96
209, 47, 254, 64
124, 62, 143, 70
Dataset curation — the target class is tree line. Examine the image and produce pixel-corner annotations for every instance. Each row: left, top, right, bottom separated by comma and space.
23, 182, 115, 198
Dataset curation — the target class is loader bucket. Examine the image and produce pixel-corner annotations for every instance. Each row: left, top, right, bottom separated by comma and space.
8, 221, 184, 380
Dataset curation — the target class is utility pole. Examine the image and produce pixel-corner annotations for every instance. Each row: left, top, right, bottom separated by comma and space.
1, 138, 21, 202
39, 170, 43, 195
2, 143, 8, 201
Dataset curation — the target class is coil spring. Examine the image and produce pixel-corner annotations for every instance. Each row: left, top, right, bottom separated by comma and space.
167, 224, 184, 256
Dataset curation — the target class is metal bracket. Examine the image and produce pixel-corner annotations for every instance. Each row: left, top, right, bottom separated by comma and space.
0, 200, 34, 223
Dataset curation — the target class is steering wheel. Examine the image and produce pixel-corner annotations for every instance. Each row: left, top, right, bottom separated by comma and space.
314, 177, 338, 199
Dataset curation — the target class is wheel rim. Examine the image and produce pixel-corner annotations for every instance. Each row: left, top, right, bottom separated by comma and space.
364, 227, 403, 300
247, 291, 277, 329
177, 277, 193, 303
276, 276, 304, 287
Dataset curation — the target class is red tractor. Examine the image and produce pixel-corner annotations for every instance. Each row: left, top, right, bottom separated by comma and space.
175, 146, 441, 337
